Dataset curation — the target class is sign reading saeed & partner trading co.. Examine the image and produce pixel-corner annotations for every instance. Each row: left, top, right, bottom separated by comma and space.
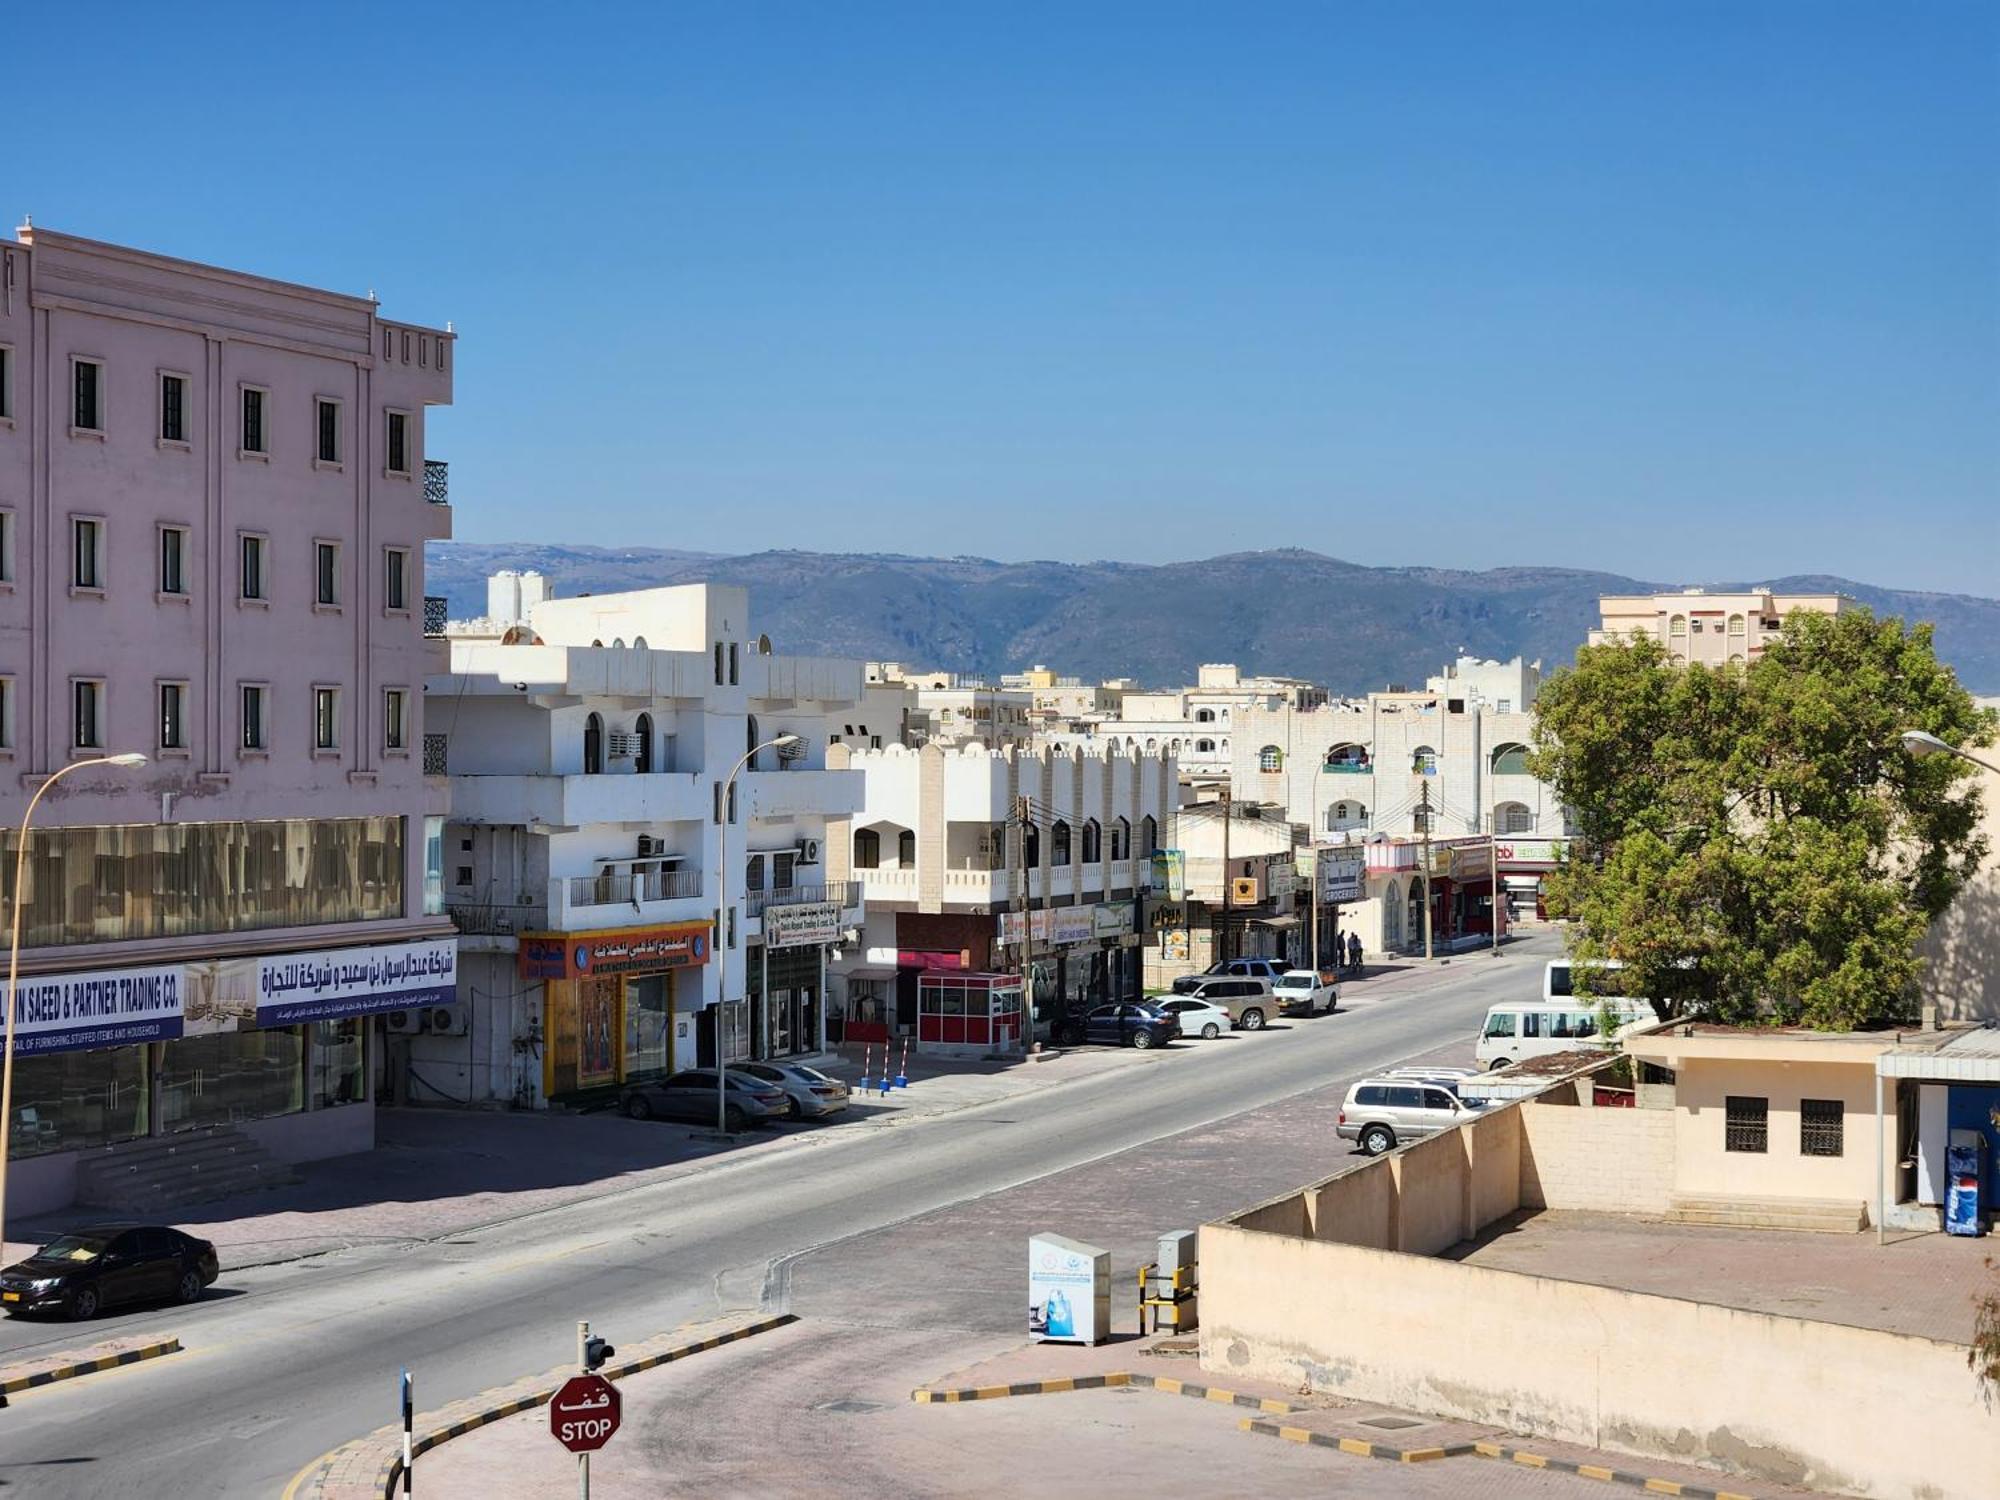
5, 965, 186, 1056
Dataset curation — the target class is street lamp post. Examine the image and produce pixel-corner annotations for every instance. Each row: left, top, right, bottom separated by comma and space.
1901, 730, 2000, 776
2, 753, 148, 1254
715, 734, 802, 1133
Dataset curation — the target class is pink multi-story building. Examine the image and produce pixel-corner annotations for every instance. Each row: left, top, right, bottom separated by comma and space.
0, 227, 457, 1216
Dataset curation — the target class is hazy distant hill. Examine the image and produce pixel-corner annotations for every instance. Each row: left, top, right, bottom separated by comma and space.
426, 543, 2000, 694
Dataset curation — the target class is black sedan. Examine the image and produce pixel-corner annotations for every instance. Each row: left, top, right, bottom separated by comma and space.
1063, 1002, 1181, 1050
1, 1223, 219, 1320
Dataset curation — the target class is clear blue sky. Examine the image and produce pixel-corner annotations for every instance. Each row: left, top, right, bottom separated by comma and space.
13, 2, 1996, 593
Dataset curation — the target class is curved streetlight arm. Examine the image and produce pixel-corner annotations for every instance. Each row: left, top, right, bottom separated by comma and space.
1901, 730, 2000, 776
2, 754, 148, 1254
714, 735, 803, 1133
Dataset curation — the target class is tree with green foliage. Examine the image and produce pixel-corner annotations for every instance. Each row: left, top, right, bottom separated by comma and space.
1529, 607, 1994, 1029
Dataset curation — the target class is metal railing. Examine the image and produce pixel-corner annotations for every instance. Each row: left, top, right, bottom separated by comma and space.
744, 880, 853, 917
424, 459, 449, 505
423, 733, 448, 776
423, 596, 448, 637
446, 901, 542, 935
567, 868, 704, 907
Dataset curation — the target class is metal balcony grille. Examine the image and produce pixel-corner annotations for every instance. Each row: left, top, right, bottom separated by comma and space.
743, 880, 853, 917
422, 733, 448, 776
423, 459, 449, 505
423, 596, 447, 637
1799, 1098, 1844, 1158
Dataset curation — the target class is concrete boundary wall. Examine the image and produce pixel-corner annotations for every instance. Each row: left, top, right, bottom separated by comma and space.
1198, 1220, 1993, 1500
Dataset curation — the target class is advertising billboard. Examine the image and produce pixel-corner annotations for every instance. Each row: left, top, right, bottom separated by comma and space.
764, 901, 842, 948
520, 922, 712, 981
5, 964, 186, 1056
254, 938, 459, 1026
1315, 852, 1366, 903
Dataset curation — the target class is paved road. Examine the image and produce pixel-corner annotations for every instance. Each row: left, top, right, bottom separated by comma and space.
0, 935, 1555, 1499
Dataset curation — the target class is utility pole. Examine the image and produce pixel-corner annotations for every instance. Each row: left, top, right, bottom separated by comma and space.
1014, 795, 1035, 1029
1218, 787, 1233, 965
1419, 778, 1434, 961
1309, 843, 1320, 974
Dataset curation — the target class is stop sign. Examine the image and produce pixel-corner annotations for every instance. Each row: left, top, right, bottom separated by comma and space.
549, 1374, 621, 1453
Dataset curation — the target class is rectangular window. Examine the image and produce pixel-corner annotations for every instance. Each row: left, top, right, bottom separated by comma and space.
241, 387, 267, 454
72, 518, 103, 589
241, 684, 268, 751
73, 358, 103, 431
729, 641, 739, 685
386, 411, 409, 474
384, 549, 407, 611
0, 344, 13, 419
240, 534, 267, 600
159, 527, 188, 595
159, 373, 186, 443
1800, 1098, 1844, 1158
159, 682, 187, 751
714, 641, 725, 686
0, 509, 13, 583
383, 688, 407, 750
314, 687, 339, 751
0, 675, 13, 750
316, 542, 339, 606
316, 399, 340, 464
72, 679, 103, 750
1724, 1095, 1768, 1154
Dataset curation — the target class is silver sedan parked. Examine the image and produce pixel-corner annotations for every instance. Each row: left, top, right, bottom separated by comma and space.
736, 1061, 851, 1120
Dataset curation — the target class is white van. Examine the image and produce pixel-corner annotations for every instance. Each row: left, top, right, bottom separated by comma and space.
1543, 957, 1645, 1005
1474, 997, 1659, 1069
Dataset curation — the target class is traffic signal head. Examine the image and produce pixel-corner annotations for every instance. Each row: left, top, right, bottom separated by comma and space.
584, 1336, 615, 1371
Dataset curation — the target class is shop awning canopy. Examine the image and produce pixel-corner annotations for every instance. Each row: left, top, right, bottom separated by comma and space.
1251, 914, 1301, 929
838, 966, 901, 983
1878, 1027, 2000, 1083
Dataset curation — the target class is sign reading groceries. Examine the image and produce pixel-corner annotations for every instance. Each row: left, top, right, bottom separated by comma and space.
6, 964, 186, 1056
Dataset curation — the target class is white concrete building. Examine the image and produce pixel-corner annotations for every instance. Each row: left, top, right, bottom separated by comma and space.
429, 582, 865, 1106
1424, 654, 1542, 713
1589, 587, 1849, 668
826, 742, 1179, 1041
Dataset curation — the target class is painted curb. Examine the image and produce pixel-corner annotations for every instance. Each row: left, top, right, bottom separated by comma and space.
913, 1370, 1300, 1416
1237, 1419, 1760, 1498
0, 1336, 182, 1395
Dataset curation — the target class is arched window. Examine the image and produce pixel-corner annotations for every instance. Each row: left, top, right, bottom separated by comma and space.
1490, 742, 1530, 776
1728, 653, 1745, 666
1194, 708, 1216, 724
1024, 823, 1041, 868
1081, 819, 1101, 862
897, 829, 916, 866
1051, 820, 1071, 865
1496, 801, 1533, 834
1139, 815, 1157, 859
1258, 744, 1283, 772
634, 713, 654, 773
1111, 817, 1130, 861
1669, 614, 1687, 638
1145, 738, 1157, 752
1324, 742, 1368, 771
1196, 738, 1216, 754
1412, 745, 1437, 775
853, 828, 881, 869
1727, 614, 1746, 638
583, 712, 604, 775
746, 714, 761, 770
1326, 802, 1369, 833
1219, 708, 1230, 723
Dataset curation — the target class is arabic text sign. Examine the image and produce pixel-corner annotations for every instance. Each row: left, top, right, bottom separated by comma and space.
1091, 904, 1135, 940
549, 1374, 621, 1453
6, 965, 185, 1056
764, 901, 841, 948
256, 939, 458, 1025
519, 922, 712, 981
1149, 850, 1185, 899
998, 906, 1100, 947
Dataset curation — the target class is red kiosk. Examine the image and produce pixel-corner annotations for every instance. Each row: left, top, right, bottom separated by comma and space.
916, 971, 1025, 1057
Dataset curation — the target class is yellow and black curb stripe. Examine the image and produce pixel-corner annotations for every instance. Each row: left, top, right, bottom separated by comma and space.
1241, 1418, 1472, 1464
0, 1336, 181, 1396
913, 1370, 1298, 1416
375, 1314, 797, 1497
1471, 1440, 1757, 1499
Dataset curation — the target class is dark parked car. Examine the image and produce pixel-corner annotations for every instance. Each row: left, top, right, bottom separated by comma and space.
1170, 957, 1287, 995
1064, 1002, 1180, 1050
620, 1068, 789, 1131
1, 1223, 218, 1320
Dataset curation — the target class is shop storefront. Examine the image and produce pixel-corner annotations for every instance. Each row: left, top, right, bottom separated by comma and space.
519, 921, 712, 1100
7, 937, 456, 1217
999, 902, 1143, 1036
750, 901, 839, 1060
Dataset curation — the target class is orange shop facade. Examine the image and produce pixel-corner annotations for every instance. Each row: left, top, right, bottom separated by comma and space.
519, 922, 713, 1103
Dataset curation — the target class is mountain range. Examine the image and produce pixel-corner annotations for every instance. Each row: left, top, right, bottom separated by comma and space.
425, 543, 2000, 696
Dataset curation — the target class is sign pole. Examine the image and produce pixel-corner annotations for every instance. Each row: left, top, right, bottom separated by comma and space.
400, 1368, 413, 1496
576, 1321, 590, 1500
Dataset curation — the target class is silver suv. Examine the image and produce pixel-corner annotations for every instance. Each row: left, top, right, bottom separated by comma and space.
1177, 976, 1275, 1031
1336, 1075, 1488, 1155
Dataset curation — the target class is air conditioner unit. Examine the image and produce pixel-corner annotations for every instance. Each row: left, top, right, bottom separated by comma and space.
426, 1006, 468, 1036
607, 733, 643, 758
384, 1010, 424, 1035
796, 838, 821, 865
636, 834, 660, 857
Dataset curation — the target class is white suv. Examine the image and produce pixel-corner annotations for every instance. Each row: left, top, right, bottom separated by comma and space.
1336, 1075, 1488, 1156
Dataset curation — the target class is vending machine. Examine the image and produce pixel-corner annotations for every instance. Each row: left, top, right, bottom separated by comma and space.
1945, 1129, 1987, 1237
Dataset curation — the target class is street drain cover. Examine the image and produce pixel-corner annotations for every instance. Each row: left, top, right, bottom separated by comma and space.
816, 1399, 890, 1415
1358, 1415, 1428, 1430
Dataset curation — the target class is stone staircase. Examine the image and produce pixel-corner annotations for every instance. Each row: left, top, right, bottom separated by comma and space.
1666, 1193, 1868, 1234
73, 1125, 301, 1213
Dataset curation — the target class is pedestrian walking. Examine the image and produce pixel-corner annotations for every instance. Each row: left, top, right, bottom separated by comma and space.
1346, 932, 1362, 974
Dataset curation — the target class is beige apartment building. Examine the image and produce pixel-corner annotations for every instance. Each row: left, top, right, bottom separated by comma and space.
1588, 587, 1848, 667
